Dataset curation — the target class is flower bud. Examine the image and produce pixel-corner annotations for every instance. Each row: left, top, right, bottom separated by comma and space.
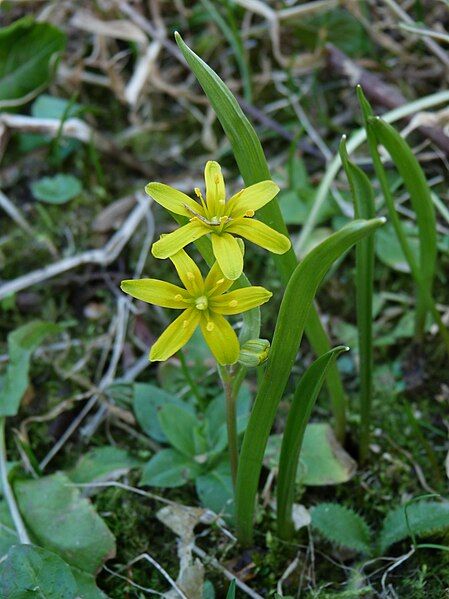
238, 339, 270, 368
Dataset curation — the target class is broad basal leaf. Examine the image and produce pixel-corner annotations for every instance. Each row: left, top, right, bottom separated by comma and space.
379, 501, 449, 554
195, 461, 233, 519
15, 472, 115, 575
311, 503, 372, 554
31, 174, 82, 204
140, 449, 202, 488
0, 17, 66, 106
0, 544, 78, 599
133, 382, 195, 443
67, 446, 142, 489
0, 321, 60, 417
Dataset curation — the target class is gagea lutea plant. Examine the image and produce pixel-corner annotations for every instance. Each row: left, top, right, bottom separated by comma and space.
121, 87, 384, 545
117, 32, 392, 547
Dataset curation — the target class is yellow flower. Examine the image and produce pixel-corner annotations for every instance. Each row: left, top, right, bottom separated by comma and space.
120, 249, 272, 365
147, 161, 291, 281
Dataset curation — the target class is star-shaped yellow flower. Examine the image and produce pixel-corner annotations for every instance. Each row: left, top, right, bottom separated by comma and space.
147, 161, 291, 280
121, 249, 272, 365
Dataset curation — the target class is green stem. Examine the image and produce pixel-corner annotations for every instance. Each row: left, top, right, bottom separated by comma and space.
179, 350, 203, 406
0, 417, 30, 544
218, 365, 238, 487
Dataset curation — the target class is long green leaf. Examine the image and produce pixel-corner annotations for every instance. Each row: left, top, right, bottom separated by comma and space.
235, 218, 385, 544
368, 116, 436, 334
357, 87, 449, 353
276, 346, 348, 540
175, 32, 347, 438
339, 138, 375, 463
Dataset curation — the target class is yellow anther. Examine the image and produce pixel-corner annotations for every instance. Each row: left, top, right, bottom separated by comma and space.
229, 300, 238, 308
174, 294, 183, 301
194, 187, 202, 198
216, 278, 225, 285
219, 216, 229, 224
183, 320, 189, 328
219, 199, 226, 205
245, 209, 255, 217
214, 175, 220, 185
206, 322, 214, 332
187, 272, 195, 280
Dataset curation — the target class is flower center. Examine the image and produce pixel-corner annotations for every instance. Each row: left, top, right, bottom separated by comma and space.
195, 295, 208, 310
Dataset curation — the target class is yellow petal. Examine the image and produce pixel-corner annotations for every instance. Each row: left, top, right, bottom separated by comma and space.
203, 261, 234, 296
200, 312, 239, 365
169, 249, 204, 296
150, 308, 201, 361
120, 279, 190, 308
226, 219, 291, 254
227, 181, 280, 218
209, 287, 272, 315
211, 232, 243, 281
204, 161, 225, 217
145, 182, 204, 218
152, 220, 208, 259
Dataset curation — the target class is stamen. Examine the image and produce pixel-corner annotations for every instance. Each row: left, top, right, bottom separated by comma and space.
174, 294, 183, 301
206, 322, 214, 332
219, 199, 226, 205
194, 187, 207, 212
245, 209, 255, 217
217, 278, 225, 285
183, 320, 189, 328
214, 175, 220, 185
229, 300, 238, 308
187, 272, 195, 280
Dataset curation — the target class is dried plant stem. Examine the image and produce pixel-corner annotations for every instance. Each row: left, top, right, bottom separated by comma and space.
0, 418, 30, 544
218, 365, 238, 487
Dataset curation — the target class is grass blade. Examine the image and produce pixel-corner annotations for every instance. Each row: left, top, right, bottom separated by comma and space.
277, 346, 348, 540
339, 137, 375, 463
175, 32, 347, 438
235, 217, 386, 545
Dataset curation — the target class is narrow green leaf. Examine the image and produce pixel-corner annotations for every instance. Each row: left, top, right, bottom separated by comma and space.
0, 321, 60, 417
175, 32, 347, 437
356, 86, 444, 346
235, 218, 385, 544
379, 501, 449, 554
339, 137, 375, 463
368, 115, 436, 334
311, 503, 372, 554
199, 0, 252, 102
277, 346, 348, 540
225, 579, 236, 599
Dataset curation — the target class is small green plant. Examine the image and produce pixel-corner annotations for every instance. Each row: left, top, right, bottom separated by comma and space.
134, 386, 252, 518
